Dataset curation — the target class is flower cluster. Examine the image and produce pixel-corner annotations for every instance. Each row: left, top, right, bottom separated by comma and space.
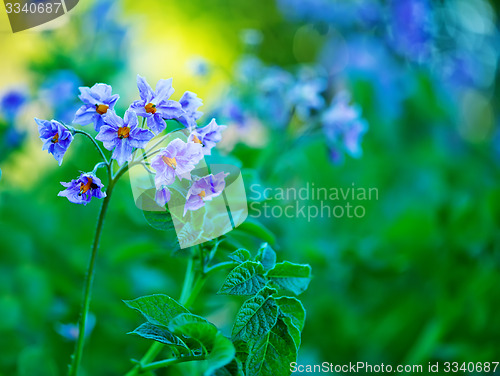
35, 75, 228, 213
213, 55, 366, 163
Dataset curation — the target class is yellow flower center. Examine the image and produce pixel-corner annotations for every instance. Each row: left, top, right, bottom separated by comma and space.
198, 190, 206, 199
52, 133, 59, 143
145, 102, 157, 114
162, 156, 177, 169
192, 134, 202, 144
80, 178, 93, 194
95, 104, 109, 115
117, 126, 130, 139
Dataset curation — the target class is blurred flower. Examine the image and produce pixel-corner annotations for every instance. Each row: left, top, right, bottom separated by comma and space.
151, 138, 204, 187
55, 314, 96, 341
58, 172, 106, 205
188, 119, 226, 155
288, 73, 326, 120
184, 172, 228, 215
155, 186, 172, 207
41, 71, 82, 124
0, 88, 27, 121
322, 92, 368, 162
35, 118, 74, 166
177, 91, 203, 130
187, 56, 210, 77
96, 109, 153, 166
130, 75, 184, 134
74, 83, 119, 132
387, 0, 433, 61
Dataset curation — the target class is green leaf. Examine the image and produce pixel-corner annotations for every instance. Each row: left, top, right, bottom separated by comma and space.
212, 357, 244, 376
275, 297, 306, 349
228, 248, 251, 264
204, 332, 236, 376
218, 261, 267, 296
266, 262, 312, 295
124, 294, 189, 327
168, 314, 235, 376
245, 319, 297, 376
255, 243, 276, 271
236, 219, 276, 245
143, 210, 175, 232
275, 297, 306, 331
129, 322, 189, 352
232, 287, 278, 341
169, 315, 217, 353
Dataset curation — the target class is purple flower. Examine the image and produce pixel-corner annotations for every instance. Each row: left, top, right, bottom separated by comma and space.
35, 118, 74, 166
183, 172, 228, 215
96, 109, 153, 166
151, 138, 204, 187
155, 186, 171, 207
73, 83, 119, 131
322, 92, 368, 161
177, 91, 203, 130
188, 119, 226, 155
130, 75, 184, 134
58, 173, 106, 205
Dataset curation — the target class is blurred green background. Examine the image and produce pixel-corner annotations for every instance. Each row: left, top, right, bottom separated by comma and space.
1, 0, 500, 374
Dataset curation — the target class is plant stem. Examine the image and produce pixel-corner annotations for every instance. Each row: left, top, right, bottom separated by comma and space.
74, 129, 109, 164
141, 355, 206, 372
68, 181, 114, 376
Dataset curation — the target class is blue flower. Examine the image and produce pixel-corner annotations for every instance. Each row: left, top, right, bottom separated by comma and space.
287, 73, 326, 120
130, 75, 184, 134
35, 118, 74, 165
1, 88, 27, 121
177, 91, 203, 130
73, 83, 119, 131
188, 119, 226, 155
96, 109, 153, 166
58, 172, 106, 205
322, 92, 368, 162
388, 0, 432, 60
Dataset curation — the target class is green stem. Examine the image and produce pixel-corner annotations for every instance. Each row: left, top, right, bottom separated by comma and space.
68, 180, 114, 376
141, 355, 206, 372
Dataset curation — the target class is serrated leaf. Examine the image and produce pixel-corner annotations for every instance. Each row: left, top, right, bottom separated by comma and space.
218, 261, 266, 296
204, 332, 236, 376
256, 243, 276, 271
228, 249, 251, 264
129, 322, 189, 352
266, 262, 312, 295
245, 319, 297, 376
275, 297, 306, 331
124, 294, 189, 327
232, 287, 278, 341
